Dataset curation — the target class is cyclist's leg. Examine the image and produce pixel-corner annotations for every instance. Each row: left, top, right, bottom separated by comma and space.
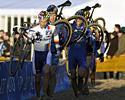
90, 54, 96, 86
45, 54, 58, 97
68, 49, 79, 97
43, 51, 51, 96
77, 51, 89, 95
43, 64, 50, 96
34, 51, 46, 97
49, 65, 57, 97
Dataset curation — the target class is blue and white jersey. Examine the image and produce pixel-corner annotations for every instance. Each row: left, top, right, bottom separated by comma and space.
27, 25, 55, 51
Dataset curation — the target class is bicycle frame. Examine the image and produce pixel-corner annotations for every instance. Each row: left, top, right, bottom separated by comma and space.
82, 3, 106, 30
88, 3, 101, 23
57, 0, 72, 20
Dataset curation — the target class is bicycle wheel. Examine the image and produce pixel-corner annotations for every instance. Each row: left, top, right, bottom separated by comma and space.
52, 19, 72, 50
9, 32, 31, 76
94, 17, 106, 30
88, 23, 104, 51
63, 47, 71, 77
67, 15, 88, 44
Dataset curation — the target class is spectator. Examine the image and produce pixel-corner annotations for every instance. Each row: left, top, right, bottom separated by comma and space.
2, 32, 10, 57
0, 38, 6, 57
105, 24, 120, 79
0, 30, 10, 57
107, 24, 120, 57
0, 30, 4, 38
114, 27, 125, 79
115, 27, 125, 55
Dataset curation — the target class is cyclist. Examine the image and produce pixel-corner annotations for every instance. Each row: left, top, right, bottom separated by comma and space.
68, 10, 89, 97
27, 11, 55, 99
76, 8, 98, 86
43, 4, 62, 98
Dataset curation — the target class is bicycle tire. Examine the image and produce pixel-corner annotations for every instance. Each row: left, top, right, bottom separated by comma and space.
52, 19, 72, 50
88, 23, 104, 50
94, 17, 106, 30
67, 15, 88, 44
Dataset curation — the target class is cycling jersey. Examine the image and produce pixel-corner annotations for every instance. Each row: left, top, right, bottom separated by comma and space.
27, 25, 55, 51
68, 22, 87, 70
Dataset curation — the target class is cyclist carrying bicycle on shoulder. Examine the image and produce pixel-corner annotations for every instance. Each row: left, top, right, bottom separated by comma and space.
43, 4, 63, 99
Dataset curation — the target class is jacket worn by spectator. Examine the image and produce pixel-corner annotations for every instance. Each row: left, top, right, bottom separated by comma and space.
115, 34, 125, 56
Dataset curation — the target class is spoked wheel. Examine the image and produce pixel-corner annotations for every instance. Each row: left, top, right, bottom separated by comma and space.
88, 23, 104, 56
53, 19, 72, 50
67, 15, 88, 44
94, 17, 106, 30
9, 29, 31, 76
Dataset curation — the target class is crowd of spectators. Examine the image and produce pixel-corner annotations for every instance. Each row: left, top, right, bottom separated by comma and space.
104, 24, 125, 79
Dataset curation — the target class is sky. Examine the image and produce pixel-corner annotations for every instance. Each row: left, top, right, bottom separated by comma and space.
0, 0, 90, 9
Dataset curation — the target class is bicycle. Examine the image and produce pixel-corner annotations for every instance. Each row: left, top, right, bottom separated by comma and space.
9, 24, 32, 76
55, 0, 88, 45
82, 3, 109, 54
76, 3, 110, 86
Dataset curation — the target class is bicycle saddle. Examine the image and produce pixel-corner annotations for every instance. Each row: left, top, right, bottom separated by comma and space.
92, 3, 101, 8
57, 0, 72, 8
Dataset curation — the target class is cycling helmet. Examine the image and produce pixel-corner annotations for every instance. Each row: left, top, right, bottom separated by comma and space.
75, 10, 83, 16
75, 9, 90, 19
38, 11, 50, 20
47, 4, 58, 14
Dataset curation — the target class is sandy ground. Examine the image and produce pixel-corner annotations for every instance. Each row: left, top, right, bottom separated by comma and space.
52, 79, 125, 100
